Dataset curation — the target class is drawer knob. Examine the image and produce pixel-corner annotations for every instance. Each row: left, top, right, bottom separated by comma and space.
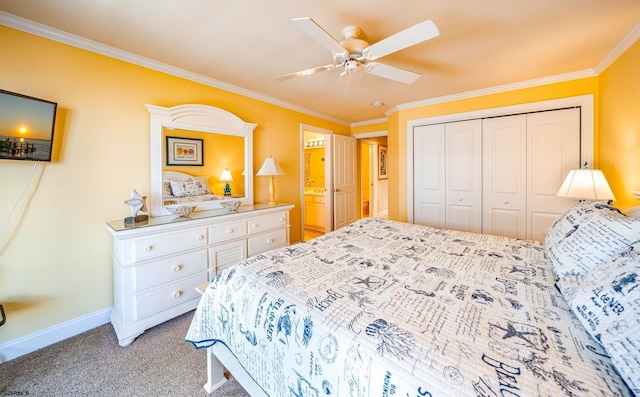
173, 265, 182, 272
458, 198, 463, 202
227, 228, 234, 234
145, 245, 153, 252
267, 238, 274, 244
173, 291, 183, 298
253, 223, 259, 228
503, 200, 509, 205
197, 235, 204, 240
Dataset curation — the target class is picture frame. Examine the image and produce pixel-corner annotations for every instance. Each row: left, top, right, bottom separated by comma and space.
166, 136, 203, 166
378, 145, 388, 179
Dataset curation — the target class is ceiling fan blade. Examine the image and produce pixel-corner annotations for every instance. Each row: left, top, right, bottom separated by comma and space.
364, 19, 439, 60
364, 62, 421, 84
275, 64, 336, 81
292, 17, 347, 56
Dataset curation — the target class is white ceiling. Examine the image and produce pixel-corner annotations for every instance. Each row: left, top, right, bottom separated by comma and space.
1, 1, 639, 124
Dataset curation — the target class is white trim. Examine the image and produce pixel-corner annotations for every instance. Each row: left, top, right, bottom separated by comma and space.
0, 307, 112, 363
388, 70, 596, 117
352, 130, 388, 139
406, 94, 594, 223
595, 20, 640, 74
351, 117, 388, 127
0, 11, 349, 127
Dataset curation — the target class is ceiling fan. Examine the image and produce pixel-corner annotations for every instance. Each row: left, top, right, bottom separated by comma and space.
276, 17, 439, 93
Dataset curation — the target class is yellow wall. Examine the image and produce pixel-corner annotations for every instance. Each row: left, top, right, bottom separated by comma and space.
387, 78, 601, 221
599, 39, 640, 210
0, 26, 348, 344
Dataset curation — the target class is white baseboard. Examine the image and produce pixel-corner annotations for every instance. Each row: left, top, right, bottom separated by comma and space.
0, 307, 112, 363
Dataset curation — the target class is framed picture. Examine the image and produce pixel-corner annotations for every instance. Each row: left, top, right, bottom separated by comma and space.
166, 136, 203, 166
378, 145, 388, 179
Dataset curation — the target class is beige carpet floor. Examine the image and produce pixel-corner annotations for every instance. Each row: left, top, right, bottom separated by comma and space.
0, 310, 251, 396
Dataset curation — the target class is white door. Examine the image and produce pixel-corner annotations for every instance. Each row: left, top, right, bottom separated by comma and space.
483, 115, 528, 239
445, 119, 483, 233
333, 134, 357, 230
413, 124, 446, 228
413, 120, 482, 232
527, 108, 581, 241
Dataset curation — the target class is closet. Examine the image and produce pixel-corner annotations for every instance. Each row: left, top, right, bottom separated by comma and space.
413, 107, 580, 241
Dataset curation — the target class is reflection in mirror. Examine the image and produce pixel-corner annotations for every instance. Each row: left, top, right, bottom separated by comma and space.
162, 128, 245, 201
147, 104, 255, 217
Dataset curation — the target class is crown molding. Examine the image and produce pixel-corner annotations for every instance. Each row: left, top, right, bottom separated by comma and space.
0, 11, 350, 127
351, 117, 388, 127
385, 69, 597, 117
595, 20, 640, 74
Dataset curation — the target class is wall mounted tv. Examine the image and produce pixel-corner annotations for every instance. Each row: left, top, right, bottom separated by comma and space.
0, 89, 57, 162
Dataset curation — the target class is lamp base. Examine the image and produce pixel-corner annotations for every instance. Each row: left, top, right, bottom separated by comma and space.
267, 176, 277, 205
224, 182, 231, 196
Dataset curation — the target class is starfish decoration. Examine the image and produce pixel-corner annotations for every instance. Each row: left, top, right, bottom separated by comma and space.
124, 189, 147, 216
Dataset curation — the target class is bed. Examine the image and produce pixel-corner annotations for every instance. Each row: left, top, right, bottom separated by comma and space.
186, 201, 640, 396
162, 170, 224, 206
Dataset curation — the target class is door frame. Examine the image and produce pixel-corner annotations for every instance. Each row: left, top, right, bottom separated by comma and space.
406, 94, 595, 223
300, 123, 333, 240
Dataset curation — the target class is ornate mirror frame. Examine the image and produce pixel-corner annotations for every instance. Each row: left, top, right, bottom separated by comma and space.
147, 104, 256, 216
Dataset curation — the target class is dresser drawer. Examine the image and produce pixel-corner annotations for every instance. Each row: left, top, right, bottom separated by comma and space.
248, 228, 287, 256
135, 249, 207, 290
135, 272, 206, 320
209, 220, 247, 244
247, 212, 288, 235
133, 227, 207, 261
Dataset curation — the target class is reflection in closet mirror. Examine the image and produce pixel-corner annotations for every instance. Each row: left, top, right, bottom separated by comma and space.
147, 104, 256, 216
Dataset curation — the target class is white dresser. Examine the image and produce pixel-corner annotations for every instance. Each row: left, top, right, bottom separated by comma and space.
106, 203, 293, 347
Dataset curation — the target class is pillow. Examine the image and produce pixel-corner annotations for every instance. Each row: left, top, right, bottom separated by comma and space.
556, 241, 640, 394
545, 202, 640, 278
169, 179, 212, 198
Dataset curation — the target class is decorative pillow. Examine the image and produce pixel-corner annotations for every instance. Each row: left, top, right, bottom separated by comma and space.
169, 179, 212, 198
556, 241, 640, 394
545, 202, 640, 278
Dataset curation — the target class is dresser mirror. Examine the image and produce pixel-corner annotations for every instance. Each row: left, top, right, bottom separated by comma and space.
147, 104, 256, 217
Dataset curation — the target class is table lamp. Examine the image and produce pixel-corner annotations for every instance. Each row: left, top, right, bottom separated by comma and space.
556, 162, 615, 203
257, 156, 285, 205
219, 168, 233, 196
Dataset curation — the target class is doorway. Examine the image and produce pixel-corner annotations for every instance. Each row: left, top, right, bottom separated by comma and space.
301, 125, 333, 241
353, 131, 389, 219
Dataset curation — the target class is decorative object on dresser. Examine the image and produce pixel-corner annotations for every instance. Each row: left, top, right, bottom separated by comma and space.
166, 205, 196, 218
256, 156, 285, 205
556, 162, 615, 203
220, 200, 241, 212
106, 203, 293, 347
219, 168, 233, 196
123, 189, 148, 225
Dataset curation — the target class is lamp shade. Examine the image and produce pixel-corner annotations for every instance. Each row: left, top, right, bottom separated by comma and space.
219, 169, 233, 182
256, 157, 284, 176
556, 169, 615, 201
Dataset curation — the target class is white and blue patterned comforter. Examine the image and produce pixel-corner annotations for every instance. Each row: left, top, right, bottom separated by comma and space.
186, 218, 631, 396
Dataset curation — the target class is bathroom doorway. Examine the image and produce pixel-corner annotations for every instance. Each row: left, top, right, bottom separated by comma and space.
301, 125, 332, 241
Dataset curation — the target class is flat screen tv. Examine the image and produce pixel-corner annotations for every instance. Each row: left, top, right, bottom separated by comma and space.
0, 89, 57, 162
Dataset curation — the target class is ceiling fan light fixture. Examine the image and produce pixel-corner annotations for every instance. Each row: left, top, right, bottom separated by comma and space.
344, 60, 358, 75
